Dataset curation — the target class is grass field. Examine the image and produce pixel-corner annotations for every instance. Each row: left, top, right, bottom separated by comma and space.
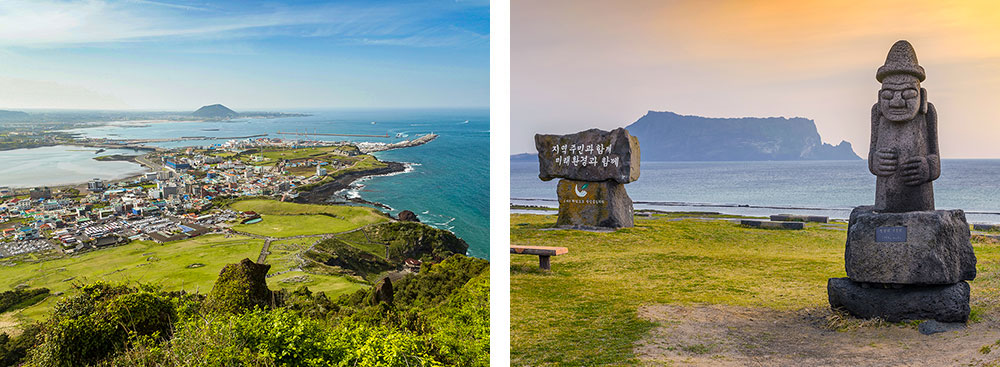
509, 213, 1000, 366
230, 199, 386, 219
261, 237, 365, 294
233, 215, 363, 237
229, 199, 388, 237
332, 229, 389, 258
266, 238, 319, 274
0, 234, 263, 327
268, 271, 362, 295
0, 200, 388, 332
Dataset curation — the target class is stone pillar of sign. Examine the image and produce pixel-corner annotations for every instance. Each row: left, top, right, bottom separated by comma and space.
534, 128, 640, 229
827, 40, 977, 323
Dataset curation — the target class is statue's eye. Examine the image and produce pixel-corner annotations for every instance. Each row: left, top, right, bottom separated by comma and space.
902, 89, 918, 99
880, 90, 894, 99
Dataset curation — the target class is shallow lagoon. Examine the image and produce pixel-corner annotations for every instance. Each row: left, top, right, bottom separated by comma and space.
0, 145, 146, 188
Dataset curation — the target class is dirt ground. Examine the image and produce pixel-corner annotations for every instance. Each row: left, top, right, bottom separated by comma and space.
635, 304, 1000, 366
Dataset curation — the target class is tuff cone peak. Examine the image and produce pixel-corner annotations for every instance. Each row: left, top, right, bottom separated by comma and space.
877, 40, 926, 82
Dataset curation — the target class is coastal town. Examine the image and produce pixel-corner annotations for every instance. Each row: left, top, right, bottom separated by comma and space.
0, 134, 437, 258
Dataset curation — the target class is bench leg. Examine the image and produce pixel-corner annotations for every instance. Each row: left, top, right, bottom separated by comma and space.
539, 255, 551, 270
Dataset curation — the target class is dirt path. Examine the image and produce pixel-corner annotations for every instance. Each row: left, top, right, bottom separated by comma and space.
257, 238, 273, 263
635, 304, 1000, 366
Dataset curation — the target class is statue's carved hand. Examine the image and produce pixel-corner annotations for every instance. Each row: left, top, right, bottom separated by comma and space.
901, 156, 930, 186
874, 148, 898, 176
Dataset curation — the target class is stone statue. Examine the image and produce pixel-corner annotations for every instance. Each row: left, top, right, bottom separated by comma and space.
869, 40, 940, 213
829, 40, 976, 324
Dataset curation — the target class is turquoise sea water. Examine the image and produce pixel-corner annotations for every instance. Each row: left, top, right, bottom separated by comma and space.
66, 109, 489, 258
512, 159, 1000, 224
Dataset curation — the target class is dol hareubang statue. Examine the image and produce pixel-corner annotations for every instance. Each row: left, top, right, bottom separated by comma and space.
870, 40, 940, 213
828, 40, 977, 324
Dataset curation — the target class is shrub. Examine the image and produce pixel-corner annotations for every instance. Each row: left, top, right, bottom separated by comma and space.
204, 258, 274, 314
167, 307, 338, 366
390, 254, 489, 309
427, 269, 490, 367
373, 222, 469, 262
26, 283, 179, 367
0, 287, 49, 313
0, 323, 42, 366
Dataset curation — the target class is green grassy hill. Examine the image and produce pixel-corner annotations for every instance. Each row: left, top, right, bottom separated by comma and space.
229, 199, 389, 237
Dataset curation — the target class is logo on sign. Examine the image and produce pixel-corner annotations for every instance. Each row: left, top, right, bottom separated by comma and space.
574, 183, 589, 197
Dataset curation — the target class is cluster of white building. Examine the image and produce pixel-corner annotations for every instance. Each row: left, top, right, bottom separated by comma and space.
0, 138, 368, 258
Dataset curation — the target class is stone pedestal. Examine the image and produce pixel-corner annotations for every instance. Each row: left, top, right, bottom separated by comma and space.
828, 278, 970, 323
829, 205, 977, 322
845, 206, 976, 284
555, 179, 633, 228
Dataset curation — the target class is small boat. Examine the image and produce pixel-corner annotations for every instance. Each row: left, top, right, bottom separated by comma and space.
371, 121, 377, 125
95, 149, 106, 154
395, 133, 404, 138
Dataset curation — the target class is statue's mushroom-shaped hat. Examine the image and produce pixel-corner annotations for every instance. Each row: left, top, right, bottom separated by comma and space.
877, 40, 925, 82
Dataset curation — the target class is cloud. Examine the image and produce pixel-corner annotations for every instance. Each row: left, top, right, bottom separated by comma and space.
127, 0, 213, 12
512, 0, 1000, 158
358, 25, 489, 48
0, 0, 487, 48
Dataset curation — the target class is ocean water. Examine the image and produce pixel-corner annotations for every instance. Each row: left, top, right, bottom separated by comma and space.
66, 109, 489, 258
512, 160, 1000, 223
0, 145, 147, 188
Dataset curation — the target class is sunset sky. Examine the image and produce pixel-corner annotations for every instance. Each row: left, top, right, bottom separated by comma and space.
0, 0, 488, 110
512, 0, 1000, 159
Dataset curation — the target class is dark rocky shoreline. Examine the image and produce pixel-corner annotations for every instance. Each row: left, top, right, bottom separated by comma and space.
294, 161, 407, 207
92, 154, 140, 163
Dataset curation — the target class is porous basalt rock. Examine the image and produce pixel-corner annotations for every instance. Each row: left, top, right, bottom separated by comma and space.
555, 179, 633, 228
397, 210, 420, 222
869, 40, 940, 213
845, 206, 976, 284
828, 278, 970, 323
535, 128, 640, 184
370, 277, 394, 306
205, 258, 273, 313
828, 40, 976, 324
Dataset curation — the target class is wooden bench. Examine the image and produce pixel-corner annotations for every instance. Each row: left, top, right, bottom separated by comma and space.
510, 245, 568, 270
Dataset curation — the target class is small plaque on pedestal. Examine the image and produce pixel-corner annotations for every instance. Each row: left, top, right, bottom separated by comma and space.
876, 226, 907, 243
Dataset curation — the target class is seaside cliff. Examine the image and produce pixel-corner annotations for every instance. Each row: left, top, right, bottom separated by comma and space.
625, 111, 861, 161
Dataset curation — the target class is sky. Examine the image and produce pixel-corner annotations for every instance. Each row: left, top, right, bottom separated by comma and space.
0, 0, 488, 111
512, 0, 1000, 159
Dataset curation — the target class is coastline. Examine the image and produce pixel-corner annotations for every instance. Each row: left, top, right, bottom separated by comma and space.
511, 197, 1000, 224
294, 161, 407, 207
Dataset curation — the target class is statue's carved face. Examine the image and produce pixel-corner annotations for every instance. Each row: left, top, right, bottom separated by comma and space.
879, 74, 921, 122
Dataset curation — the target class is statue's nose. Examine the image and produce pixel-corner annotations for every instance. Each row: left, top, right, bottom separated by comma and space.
889, 94, 906, 107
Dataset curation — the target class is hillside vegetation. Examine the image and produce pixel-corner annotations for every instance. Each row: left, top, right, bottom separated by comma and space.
0, 254, 488, 366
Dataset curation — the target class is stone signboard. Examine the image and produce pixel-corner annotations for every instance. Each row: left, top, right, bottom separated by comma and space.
554, 179, 633, 228
535, 128, 640, 184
